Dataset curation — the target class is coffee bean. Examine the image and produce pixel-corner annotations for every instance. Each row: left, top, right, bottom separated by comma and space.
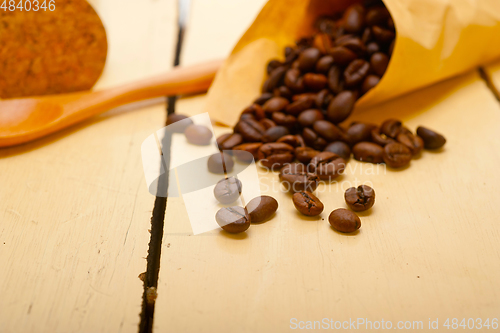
214, 177, 242, 204
327, 66, 344, 93
298, 48, 322, 72
324, 141, 351, 161
279, 163, 320, 193
416, 126, 446, 149
344, 59, 370, 87
277, 135, 299, 147
265, 66, 287, 92
346, 122, 377, 145
371, 127, 395, 146
313, 33, 334, 54
166, 114, 193, 133
284, 69, 305, 92
217, 133, 243, 150
310, 152, 346, 180
293, 191, 324, 216
315, 89, 334, 110
232, 143, 262, 163
262, 126, 289, 143
207, 152, 234, 174
263, 97, 290, 113
397, 132, 424, 155
303, 73, 328, 91
254, 92, 274, 105
267, 59, 283, 74
337, 37, 367, 56
328, 208, 361, 233
302, 127, 328, 151
313, 120, 343, 142
327, 91, 356, 124
383, 142, 412, 168
343, 4, 365, 33
275, 85, 293, 100
272, 112, 297, 129
296, 134, 306, 147
316, 55, 335, 73
235, 118, 266, 142
215, 206, 251, 234
370, 52, 389, 77
260, 118, 276, 130
216, 133, 231, 148
298, 109, 324, 127
380, 119, 402, 138
345, 185, 375, 211
285, 96, 316, 116
362, 74, 380, 93
184, 124, 213, 145
330, 46, 358, 66
365, 6, 390, 26
352, 142, 384, 163
257, 142, 295, 169
246, 196, 279, 223
372, 25, 395, 44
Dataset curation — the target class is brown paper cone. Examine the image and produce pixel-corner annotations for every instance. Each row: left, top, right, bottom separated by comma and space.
204, 0, 500, 126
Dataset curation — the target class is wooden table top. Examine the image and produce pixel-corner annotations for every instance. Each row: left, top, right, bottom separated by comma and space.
1, 0, 499, 332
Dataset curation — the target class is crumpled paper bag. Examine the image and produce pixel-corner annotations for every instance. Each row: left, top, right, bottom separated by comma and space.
204, 0, 500, 127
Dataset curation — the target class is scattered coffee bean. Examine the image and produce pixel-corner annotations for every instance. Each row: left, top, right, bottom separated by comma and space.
293, 191, 324, 216
214, 177, 242, 204
246, 196, 279, 223
298, 48, 322, 72
362, 75, 380, 93
298, 109, 324, 128
344, 59, 370, 87
295, 147, 320, 164
327, 91, 356, 124
345, 185, 375, 211
313, 120, 343, 142
184, 124, 213, 145
235, 118, 266, 142
328, 208, 361, 233
416, 126, 447, 149
370, 52, 389, 76
303, 127, 328, 151
352, 142, 384, 163
215, 206, 251, 233
303, 73, 328, 91
371, 127, 395, 146
346, 122, 377, 145
380, 119, 402, 138
263, 97, 290, 113
207, 152, 234, 174
397, 132, 424, 155
257, 142, 295, 169
217, 133, 243, 150
383, 142, 412, 168
324, 141, 351, 161
310, 152, 346, 180
166, 114, 193, 133
262, 126, 289, 143
279, 163, 320, 193
232, 143, 262, 163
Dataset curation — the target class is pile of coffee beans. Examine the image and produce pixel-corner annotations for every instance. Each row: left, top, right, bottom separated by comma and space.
165, 0, 447, 235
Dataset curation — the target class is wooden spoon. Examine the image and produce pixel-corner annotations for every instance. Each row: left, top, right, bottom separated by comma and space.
0, 59, 223, 148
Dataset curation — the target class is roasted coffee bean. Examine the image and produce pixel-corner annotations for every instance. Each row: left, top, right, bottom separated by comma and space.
254, 92, 274, 105
295, 147, 320, 164
246, 196, 279, 223
352, 142, 384, 163
216, 133, 231, 148
337, 37, 367, 56
329, 208, 361, 233
343, 4, 365, 33
235, 118, 266, 142
296, 134, 306, 147
292, 93, 317, 102
330, 46, 358, 66
316, 55, 335, 73
298, 109, 324, 127
277, 135, 299, 147
346, 122, 377, 145
262, 126, 289, 143
217, 133, 243, 150
298, 48, 322, 72
184, 124, 213, 145
310, 152, 346, 180
370, 52, 389, 76
317, 16, 337, 35
275, 86, 293, 100
372, 25, 395, 44
324, 141, 351, 161
327, 91, 356, 124
239, 113, 255, 121
345, 185, 375, 212
166, 114, 193, 133
267, 59, 283, 74
214, 177, 242, 204
313, 33, 334, 54
371, 127, 395, 146
383, 142, 412, 168
232, 143, 262, 163
293, 191, 324, 216
365, 6, 390, 26
284, 68, 305, 92
344, 59, 370, 87
313, 120, 343, 142
263, 97, 290, 113
265, 66, 287, 92
285, 96, 316, 116
327, 66, 344, 93
302, 127, 328, 151
397, 132, 424, 155
366, 42, 381, 55
279, 163, 320, 193
215, 206, 250, 233
207, 152, 234, 174
362, 75, 380, 93
272, 112, 297, 129
380, 119, 402, 138
257, 142, 295, 169
303, 73, 328, 91
260, 118, 276, 130
315, 89, 334, 110
416, 126, 447, 149
362, 27, 373, 44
